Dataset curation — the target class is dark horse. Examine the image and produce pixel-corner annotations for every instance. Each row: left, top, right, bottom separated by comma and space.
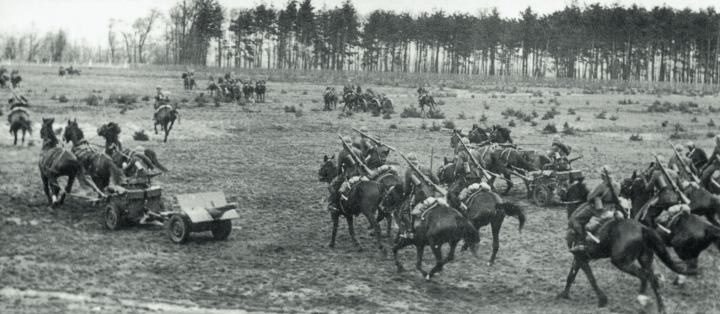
255, 80, 266, 103
8, 107, 31, 145
323, 88, 338, 111
559, 181, 697, 313
153, 104, 179, 143
63, 119, 126, 192
452, 145, 535, 195
97, 122, 168, 177
621, 173, 720, 277
318, 155, 386, 253
446, 178, 526, 265
39, 118, 103, 207
418, 94, 437, 114
392, 181, 480, 280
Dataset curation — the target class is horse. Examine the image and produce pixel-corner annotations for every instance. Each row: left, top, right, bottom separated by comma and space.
446, 177, 526, 265
392, 180, 480, 280
453, 145, 519, 195
153, 104, 179, 143
97, 122, 168, 177
323, 88, 338, 111
39, 118, 104, 207
58, 67, 66, 77
621, 174, 720, 274
8, 107, 31, 145
418, 94, 436, 114
687, 147, 709, 172
181, 73, 196, 90
10, 70, 21, 88
255, 81, 266, 103
436, 157, 457, 185
559, 179, 698, 313
317, 155, 386, 253
63, 119, 126, 192
342, 92, 364, 112
242, 83, 255, 102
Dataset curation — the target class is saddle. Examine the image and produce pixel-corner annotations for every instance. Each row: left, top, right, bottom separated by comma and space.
7, 107, 30, 123
411, 197, 448, 228
339, 176, 369, 202
367, 165, 398, 182
655, 204, 690, 233
458, 182, 493, 210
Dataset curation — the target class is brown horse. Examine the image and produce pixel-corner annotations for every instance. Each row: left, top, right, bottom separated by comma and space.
392, 180, 480, 280
97, 122, 167, 177
446, 177, 526, 265
153, 104, 179, 143
8, 107, 31, 145
39, 118, 104, 207
561, 180, 698, 313
63, 119, 126, 192
318, 155, 386, 253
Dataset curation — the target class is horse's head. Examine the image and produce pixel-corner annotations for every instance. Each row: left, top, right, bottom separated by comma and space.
366, 146, 390, 169
40, 118, 58, 146
468, 127, 489, 144
318, 155, 338, 183
97, 122, 121, 143
436, 156, 456, 185
491, 125, 512, 143
63, 119, 84, 144
620, 170, 648, 201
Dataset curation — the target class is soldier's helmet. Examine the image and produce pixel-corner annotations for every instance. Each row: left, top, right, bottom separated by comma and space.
673, 144, 683, 152
460, 137, 469, 144
359, 126, 368, 133
341, 136, 352, 144
685, 141, 695, 149
407, 153, 418, 164
552, 135, 562, 145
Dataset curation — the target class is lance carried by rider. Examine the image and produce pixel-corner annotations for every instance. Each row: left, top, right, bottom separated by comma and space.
670, 143, 701, 183
337, 134, 372, 175
397, 151, 447, 196
654, 155, 691, 205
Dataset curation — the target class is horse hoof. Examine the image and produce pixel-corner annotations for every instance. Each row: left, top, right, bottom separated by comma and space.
673, 275, 686, 286
487, 261, 494, 267
327, 242, 335, 249
555, 292, 570, 300
424, 274, 431, 281
637, 295, 650, 308
397, 267, 406, 273
598, 295, 608, 308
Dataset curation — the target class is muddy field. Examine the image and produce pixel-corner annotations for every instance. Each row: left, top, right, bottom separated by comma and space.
1, 66, 720, 313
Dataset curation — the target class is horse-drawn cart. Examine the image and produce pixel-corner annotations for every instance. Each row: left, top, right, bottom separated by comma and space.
77, 175, 239, 244
528, 169, 584, 207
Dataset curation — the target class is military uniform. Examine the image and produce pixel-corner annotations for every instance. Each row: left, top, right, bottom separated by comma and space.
327, 141, 365, 212
548, 137, 571, 171
399, 155, 439, 239
568, 177, 621, 252
700, 158, 720, 190
640, 166, 683, 225
668, 147, 696, 182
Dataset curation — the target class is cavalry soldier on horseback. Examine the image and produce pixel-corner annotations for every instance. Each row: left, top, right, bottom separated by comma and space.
353, 126, 376, 157
327, 136, 365, 213
567, 166, 623, 253
699, 154, 720, 191
399, 153, 440, 239
154, 86, 170, 105
685, 141, 708, 171
640, 156, 687, 225
669, 144, 697, 182
548, 136, 572, 171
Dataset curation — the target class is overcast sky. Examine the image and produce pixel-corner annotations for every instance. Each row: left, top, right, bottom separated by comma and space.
0, 0, 716, 46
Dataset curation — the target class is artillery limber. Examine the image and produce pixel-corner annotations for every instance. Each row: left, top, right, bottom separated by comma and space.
528, 169, 584, 207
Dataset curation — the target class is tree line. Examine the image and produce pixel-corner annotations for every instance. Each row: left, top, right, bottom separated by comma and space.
1, 0, 719, 84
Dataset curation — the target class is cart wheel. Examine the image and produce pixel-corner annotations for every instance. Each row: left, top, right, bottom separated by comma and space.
532, 184, 552, 207
104, 204, 123, 230
211, 220, 232, 241
167, 215, 191, 244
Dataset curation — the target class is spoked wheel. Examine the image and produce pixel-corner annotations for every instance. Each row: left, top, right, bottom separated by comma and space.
167, 215, 191, 244
104, 204, 123, 230
532, 184, 553, 207
210, 220, 232, 240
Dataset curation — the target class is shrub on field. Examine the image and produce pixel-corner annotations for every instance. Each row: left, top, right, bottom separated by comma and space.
567, 108, 576, 115
443, 120, 455, 129
562, 122, 576, 135
508, 120, 516, 127
661, 120, 669, 127
180, 98, 189, 103
50, 95, 57, 100
575, 116, 581, 122
669, 132, 696, 140
420, 122, 427, 130
458, 112, 468, 120
483, 101, 489, 110
479, 113, 488, 123
133, 130, 149, 141
538, 99, 544, 104
609, 115, 618, 121
283, 105, 296, 113
491, 94, 497, 99
141, 95, 150, 101
338, 111, 353, 119
281, 89, 288, 94
400, 106, 422, 118
83, 94, 102, 106
542, 108, 559, 120
383, 113, 392, 120
108, 93, 138, 105
532, 91, 543, 97
58, 95, 69, 103
708, 119, 716, 127
542, 123, 558, 134
302, 90, 308, 95
707, 132, 716, 138
595, 111, 607, 119
429, 122, 442, 132
531, 121, 538, 126
294, 109, 304, 117
691, 117, 698, 122
629, 134, 643, 141
426, 109, 445, 119
674, 123, 686, 133
389, 123, 398, 129
709, 106, 719, 113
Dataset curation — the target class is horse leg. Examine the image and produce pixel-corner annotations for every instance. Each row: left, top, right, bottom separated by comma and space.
60, 174, 76, 205
445, 240, 459, 263
415, 244, 427, 278
12, 130, 17, 145
328, 212, 340, 249
21, 130, 26, 145
165, 120, 175, 143
556, 258, 581, 299
154, 122, 159, 135
346, 215, 363, 252
579, 260, 608, 307
427, 244, 444, 280
362, 209, 385, 254
612, 258, 663, 313
41, 175, 52, 205
46, 175, 62, 207
502, 173, 513, 195
637, 251, 654, 293
488, 215, 505, 266
392, 238, 413, 273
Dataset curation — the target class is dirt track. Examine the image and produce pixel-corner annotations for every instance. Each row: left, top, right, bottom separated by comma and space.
2, 66, 720, 313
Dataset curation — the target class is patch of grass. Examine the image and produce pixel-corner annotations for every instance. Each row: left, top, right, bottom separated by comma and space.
542, 123, 558, 134
429, 122, 442, 132
457, 112, 468, 120
629, 134, 643, 141
609, 115, 618, 121
133, 130, 149, 141
567, 108, 576, 115
383, 113, 392, 120
426, 109, 445, 119
479, 113, 488, 123
389, 123, 398, 129
443, 120, 455, 130
141, 95, 150, 101
83, 94, 102, 106
400, 106, 422, 118
420, 122, 427, 130
294, 108, 304, 117
562, 122, 576, 135
708, 119, 716, 127
283, 105, 296, 113
707, 132, 716, 138
107, 93, 138, 105
508, 120, 516, 127
58, 95, 69, 103
661, 120, 669, 127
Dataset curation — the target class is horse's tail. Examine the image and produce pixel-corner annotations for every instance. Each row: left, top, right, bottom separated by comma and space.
497, 202, 526, 233
642, 226, 697, 276
143, 149, 168, 172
